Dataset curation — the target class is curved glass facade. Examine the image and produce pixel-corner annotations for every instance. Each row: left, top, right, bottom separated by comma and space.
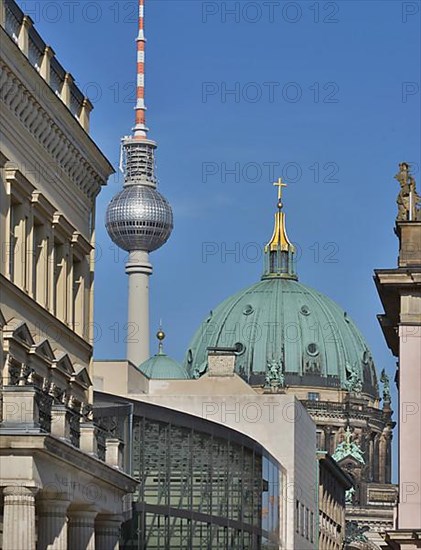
121, 406, 282, 550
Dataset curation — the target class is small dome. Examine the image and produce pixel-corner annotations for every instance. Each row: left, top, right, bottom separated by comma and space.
138, 353, 189, 380
105, 185, 173, 252
184, 278, 378, 396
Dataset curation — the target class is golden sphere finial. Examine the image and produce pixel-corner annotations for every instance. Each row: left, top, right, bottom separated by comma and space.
156, 329, 165, 341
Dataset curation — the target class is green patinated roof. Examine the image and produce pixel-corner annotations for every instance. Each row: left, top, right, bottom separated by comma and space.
138, 353, 189, 380
184, 277, 378, 396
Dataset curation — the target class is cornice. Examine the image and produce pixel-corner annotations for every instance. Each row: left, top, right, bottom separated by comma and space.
0, 28, 114, 199
0, 433, 137, 492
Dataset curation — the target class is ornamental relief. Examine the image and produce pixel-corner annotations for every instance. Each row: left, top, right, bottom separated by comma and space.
0, 62, 103, 199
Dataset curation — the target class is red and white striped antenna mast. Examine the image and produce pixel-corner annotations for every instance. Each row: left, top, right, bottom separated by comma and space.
134, 0, 148, 139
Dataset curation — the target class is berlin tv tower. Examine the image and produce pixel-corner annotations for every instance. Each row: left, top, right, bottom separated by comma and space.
105, 0, 173, 366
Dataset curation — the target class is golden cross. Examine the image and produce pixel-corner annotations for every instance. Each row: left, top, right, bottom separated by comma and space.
273, 177, 287, 201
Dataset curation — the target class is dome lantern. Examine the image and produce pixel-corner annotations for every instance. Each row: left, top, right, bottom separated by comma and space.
263, 177, 297, 280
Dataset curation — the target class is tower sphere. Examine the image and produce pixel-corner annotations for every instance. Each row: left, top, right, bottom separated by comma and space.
105, 185, 173, 252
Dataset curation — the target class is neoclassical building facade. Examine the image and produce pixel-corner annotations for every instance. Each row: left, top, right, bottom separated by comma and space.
375, 165, 421, 550
0, 1, 137, 548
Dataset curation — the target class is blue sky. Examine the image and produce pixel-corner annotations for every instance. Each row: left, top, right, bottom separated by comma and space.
25, 1, 420, 477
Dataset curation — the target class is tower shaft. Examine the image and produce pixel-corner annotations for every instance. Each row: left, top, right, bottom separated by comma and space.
126, 250, 152, 365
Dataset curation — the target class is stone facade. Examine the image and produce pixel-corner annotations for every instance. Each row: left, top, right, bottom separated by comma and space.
375, 219, 421, 549
317, 452, 353, 550
0, 1, 137, 548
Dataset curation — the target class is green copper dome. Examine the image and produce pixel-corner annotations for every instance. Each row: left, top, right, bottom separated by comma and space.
139, 352, 189, 379
184, 278, 379, 396
139, 329, 190, 380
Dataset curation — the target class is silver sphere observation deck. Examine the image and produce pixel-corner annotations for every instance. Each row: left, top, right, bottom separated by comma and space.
105, 137, 173, 253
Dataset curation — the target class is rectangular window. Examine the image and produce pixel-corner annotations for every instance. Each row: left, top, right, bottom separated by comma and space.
9, 201, 25, 286
316, 431, 323, 450
8, 201, 16, 281
72, 255, 84, 334
22, 215, 28, 291
32, 221, 43, 302
308, 392, 320, 401
310, 511, 314, 543
295, 500, 300, 534
53, 240, 66, 322
300, 504, 305, 537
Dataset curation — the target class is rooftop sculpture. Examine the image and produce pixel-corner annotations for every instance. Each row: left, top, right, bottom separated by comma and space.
332, 426, 365, 464
395, 162, 421, 222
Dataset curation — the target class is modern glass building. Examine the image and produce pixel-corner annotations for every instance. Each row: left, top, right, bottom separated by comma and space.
95, 395, 283, 550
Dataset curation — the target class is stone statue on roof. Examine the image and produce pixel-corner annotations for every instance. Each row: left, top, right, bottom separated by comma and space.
380, 368, 391, 402
395, 162, 421, 221
345, 362, 363, 394
345, 486, 355, 505
332, 426, 365, 464
265, 358, 285, 389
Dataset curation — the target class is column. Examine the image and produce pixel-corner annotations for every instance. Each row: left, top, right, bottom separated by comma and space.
95, 514, 123, 550
37, 494, 70, 550
68, 506, 97, 550
3, 486, 37, 550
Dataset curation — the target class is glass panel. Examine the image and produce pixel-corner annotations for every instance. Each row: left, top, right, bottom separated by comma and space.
124, 414, 282, 549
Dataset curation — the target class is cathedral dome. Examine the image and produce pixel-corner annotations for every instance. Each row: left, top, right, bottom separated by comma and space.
184, 277, 379, 397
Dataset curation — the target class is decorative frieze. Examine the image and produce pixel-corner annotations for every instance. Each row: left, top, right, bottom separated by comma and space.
0, 62, 104, 200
